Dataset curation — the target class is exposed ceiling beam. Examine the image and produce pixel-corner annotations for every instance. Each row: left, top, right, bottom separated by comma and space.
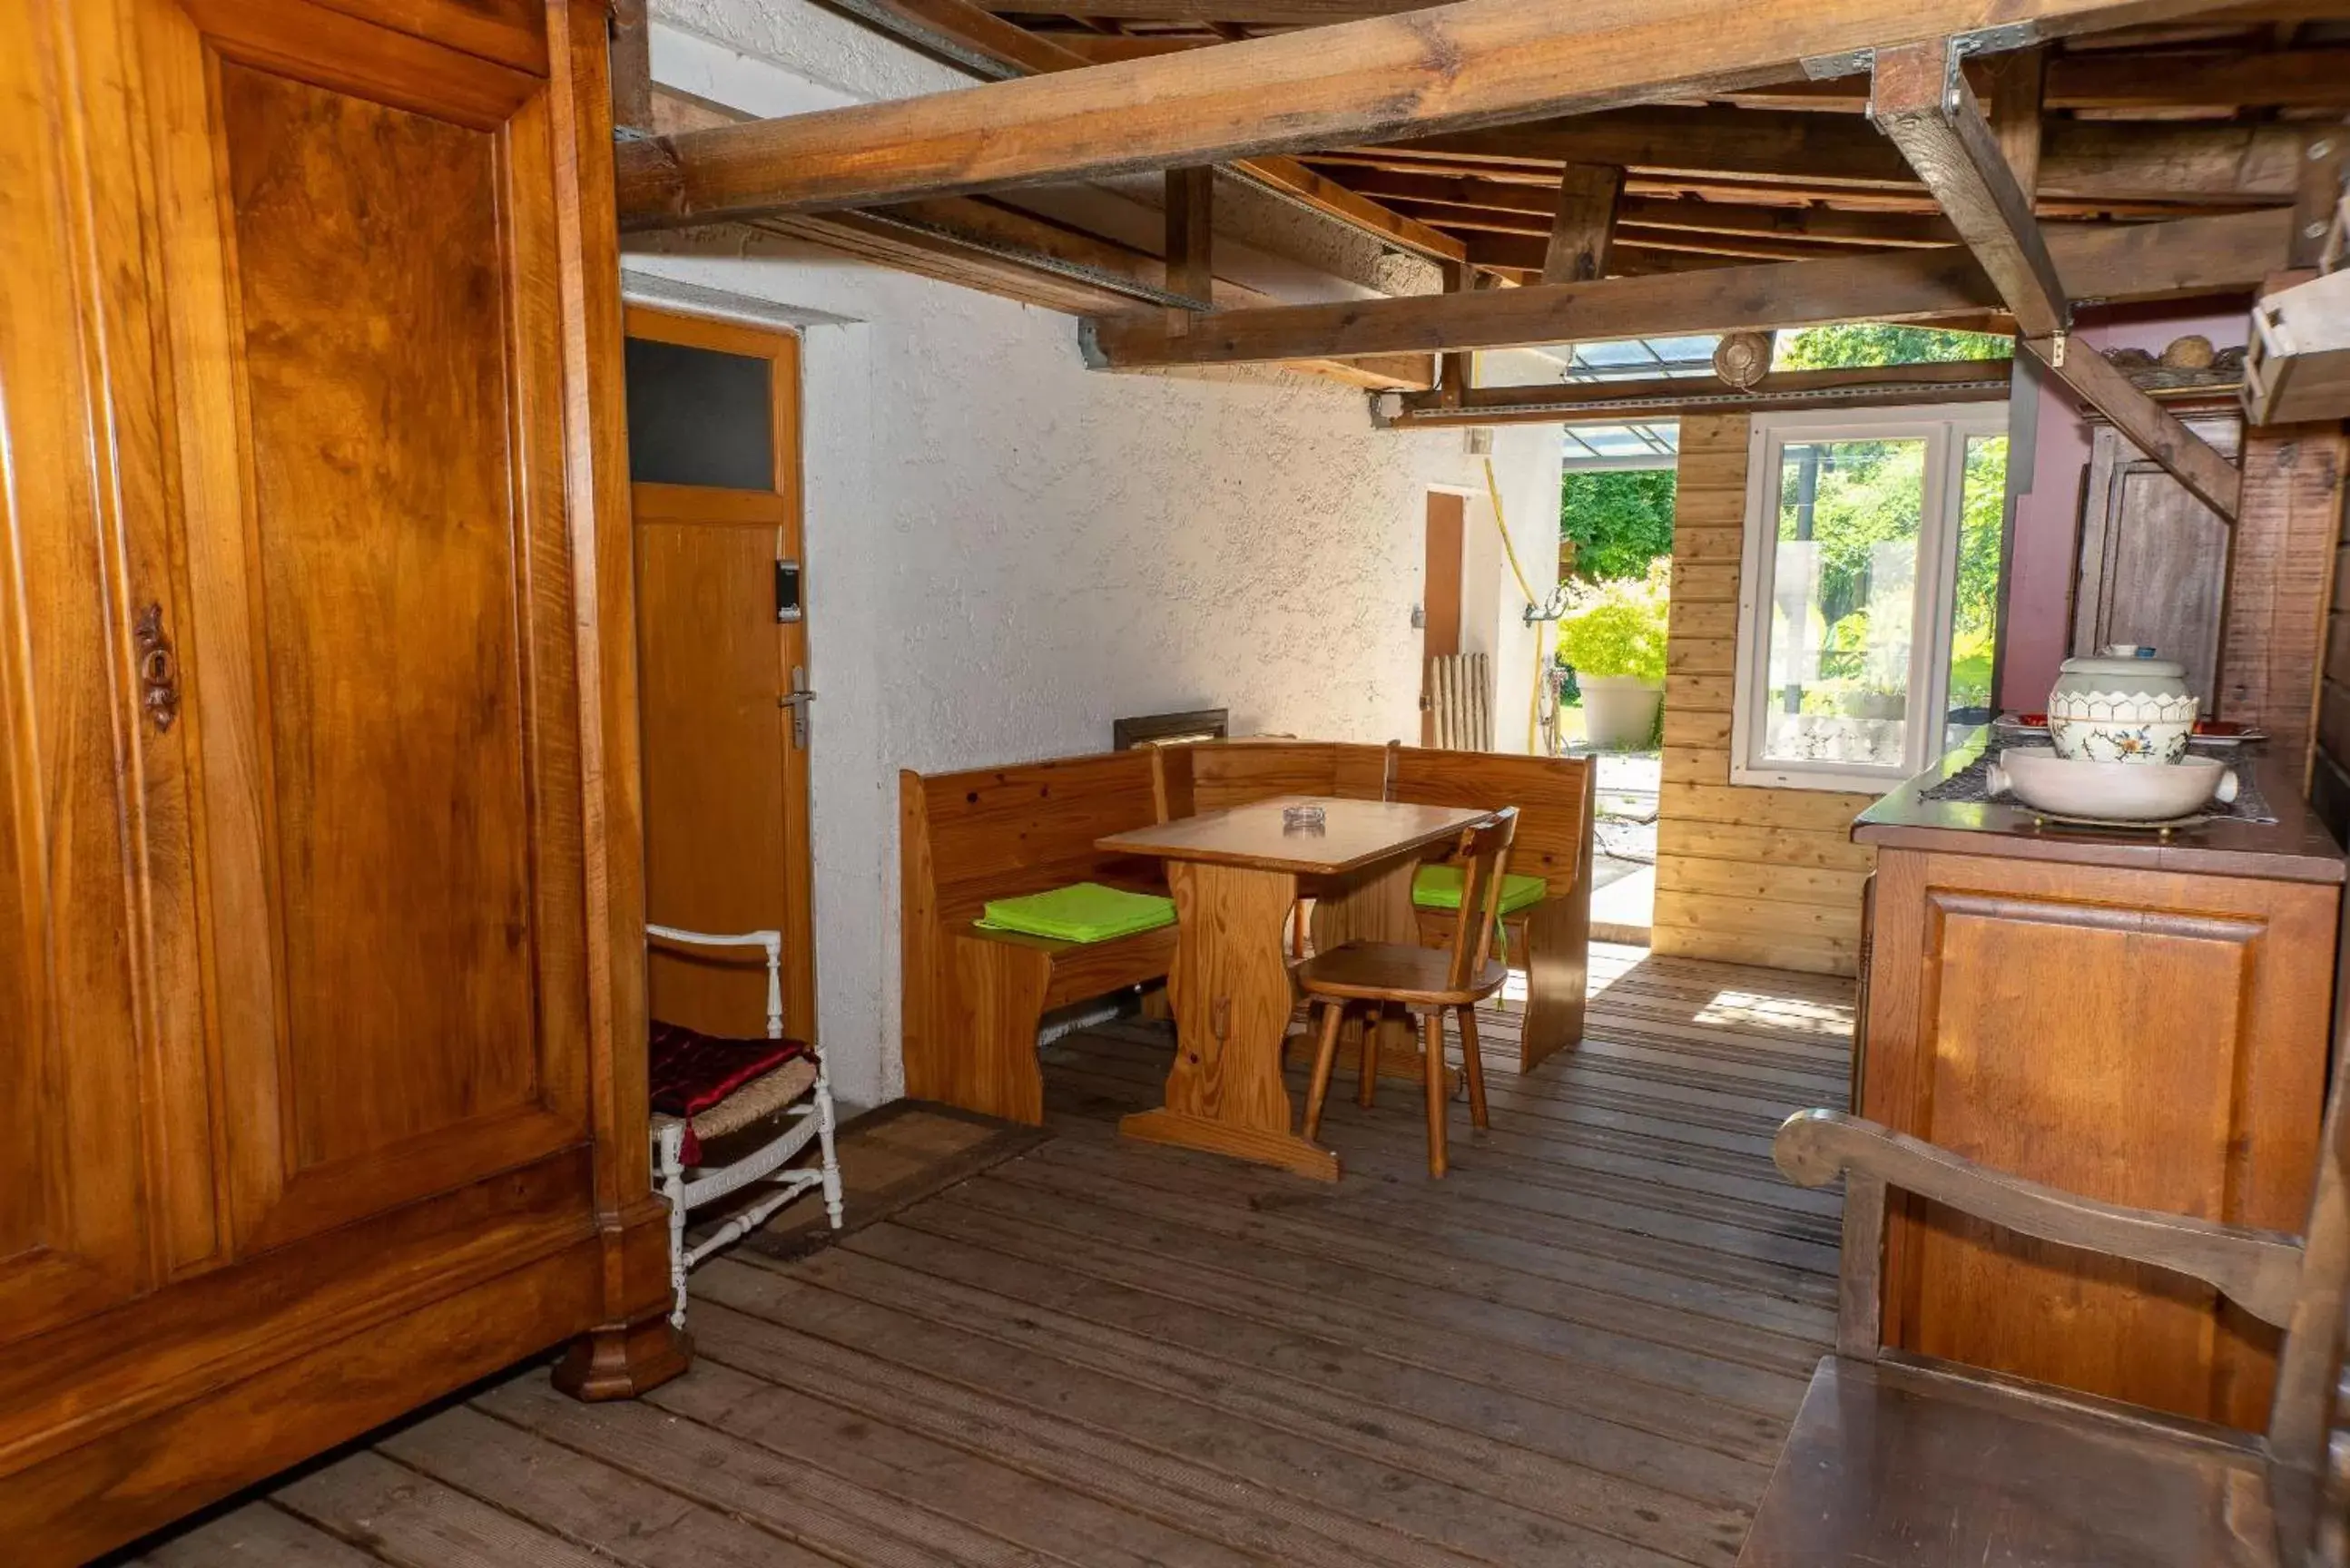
1461, 231, 1754, 275
2023, 336, 2242, 515
1165, 165, 1216, 308
1081, 207, 2288, 368
615, 0, 2240, 227
1414, 202, 1883, 260
1308, 152, 2226, 217
1870, 40, 2068, 336
1870, 38, 2240, 518
1379, 108, 2304, 202
1540, 164, 1623, 284
823, 0, 1466, 262
643, 87, 1435, 388
1716, 46, 2350, 112
1037, 39, 2350, 112
1337, 172, 1962, 244
1385, 358, 2017, 426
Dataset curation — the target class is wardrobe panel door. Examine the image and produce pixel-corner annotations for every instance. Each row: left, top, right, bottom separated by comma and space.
143, 0, 591, 1254
0, 0, 158, 1342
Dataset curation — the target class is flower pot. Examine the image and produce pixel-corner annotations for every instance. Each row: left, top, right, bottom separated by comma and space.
1579, 674, 1663, 750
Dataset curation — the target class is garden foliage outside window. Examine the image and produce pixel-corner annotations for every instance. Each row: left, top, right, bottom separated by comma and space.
1731, 404, 2009, 792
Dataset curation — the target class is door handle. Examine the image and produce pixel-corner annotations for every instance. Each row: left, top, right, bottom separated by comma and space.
777, 664, 815, 749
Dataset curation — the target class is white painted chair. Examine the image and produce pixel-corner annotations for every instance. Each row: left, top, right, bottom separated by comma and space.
647, 924, 843, 1328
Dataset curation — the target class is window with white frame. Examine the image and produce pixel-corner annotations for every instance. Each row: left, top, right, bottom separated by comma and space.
1731, 404, 2011, 792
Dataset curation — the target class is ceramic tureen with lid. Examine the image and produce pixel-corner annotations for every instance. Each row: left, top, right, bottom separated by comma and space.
2046, 644, 2198, 764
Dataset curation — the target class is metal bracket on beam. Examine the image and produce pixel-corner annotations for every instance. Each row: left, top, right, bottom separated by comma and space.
1950, 23, 2044, 59
1803, 48, 1872, 80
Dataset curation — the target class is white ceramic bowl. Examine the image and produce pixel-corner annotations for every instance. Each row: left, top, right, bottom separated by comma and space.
1986, 749, 2236, 821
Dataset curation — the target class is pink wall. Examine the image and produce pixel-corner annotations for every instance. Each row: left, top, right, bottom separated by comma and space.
1997, 300, 2249, 710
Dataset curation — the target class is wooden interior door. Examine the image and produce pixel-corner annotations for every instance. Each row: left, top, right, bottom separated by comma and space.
2072, 418, 2241, 706
1421, 492, 1466, 747
625, 309, 817, 1042
135, 0, 594, 1256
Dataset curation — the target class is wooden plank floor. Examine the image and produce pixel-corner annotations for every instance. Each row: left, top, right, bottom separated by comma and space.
123, 944, 1851, 1568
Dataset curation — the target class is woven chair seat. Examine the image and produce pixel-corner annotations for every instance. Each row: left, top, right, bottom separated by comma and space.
651, 1055, 820, 1147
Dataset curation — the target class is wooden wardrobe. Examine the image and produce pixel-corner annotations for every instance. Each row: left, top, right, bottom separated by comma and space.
0, 2, 679, 1559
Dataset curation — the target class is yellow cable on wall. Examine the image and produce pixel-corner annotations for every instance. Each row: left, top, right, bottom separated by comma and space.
1481, 456, 1552, 755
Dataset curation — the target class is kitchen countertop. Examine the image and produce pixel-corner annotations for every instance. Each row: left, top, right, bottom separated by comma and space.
1853, 732, 2346, 886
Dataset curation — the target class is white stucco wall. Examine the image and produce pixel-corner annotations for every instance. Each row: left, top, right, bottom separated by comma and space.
632, 5, 1563, 1110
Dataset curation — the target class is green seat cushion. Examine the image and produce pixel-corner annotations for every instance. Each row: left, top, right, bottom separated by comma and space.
1413, 865, 1547, 917
975, 882, 1175, 944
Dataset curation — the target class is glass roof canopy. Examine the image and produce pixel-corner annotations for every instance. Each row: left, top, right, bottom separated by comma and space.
1542, 334, 1724, 469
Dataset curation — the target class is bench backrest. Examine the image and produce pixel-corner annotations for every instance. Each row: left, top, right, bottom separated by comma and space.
901, 750, 1169, 927
1384, 747, 1596, 896
1162, 740, 1594, 895
1159, 740, 1342, 817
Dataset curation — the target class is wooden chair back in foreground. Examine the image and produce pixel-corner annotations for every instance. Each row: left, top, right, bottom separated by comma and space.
900, 750, 1176, 1123
1296, 808, 1519, 1178
1739, 1021, 2350, 1566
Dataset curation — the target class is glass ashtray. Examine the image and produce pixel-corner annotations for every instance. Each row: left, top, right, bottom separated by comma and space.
1282, 804, 1327, 833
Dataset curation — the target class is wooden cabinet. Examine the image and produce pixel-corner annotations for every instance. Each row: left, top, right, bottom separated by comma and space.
2072, 415, 2240, 706
1853, 756, 2344, 1430
0, 3, 678, 1559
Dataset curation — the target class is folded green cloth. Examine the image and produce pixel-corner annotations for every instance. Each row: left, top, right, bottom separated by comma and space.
1413, 865, 1547, 916
975, 882, 1176, 943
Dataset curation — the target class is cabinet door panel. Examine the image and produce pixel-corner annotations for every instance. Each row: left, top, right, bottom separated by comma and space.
1865, 850, 2335, 1429
144, 0, 590, 1254
0, 0, 156, 1340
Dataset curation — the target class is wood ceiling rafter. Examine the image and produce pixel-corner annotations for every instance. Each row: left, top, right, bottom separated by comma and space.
1080, 207, 2291, 368
824, 0, 1469, 263
1386, 358, 2019, 427
1869, 36, 2242, 519
1369, 109, 2306, 203
639, 86, 1439, 388
614, 0, 2257, 227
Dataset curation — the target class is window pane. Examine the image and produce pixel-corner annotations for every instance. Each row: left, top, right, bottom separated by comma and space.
1760, 437, 1928, 769
1946, 434, 2009, 750
624, 337, 774, 490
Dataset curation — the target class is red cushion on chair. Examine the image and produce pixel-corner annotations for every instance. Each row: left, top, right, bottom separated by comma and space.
648, 1021, 811, 1163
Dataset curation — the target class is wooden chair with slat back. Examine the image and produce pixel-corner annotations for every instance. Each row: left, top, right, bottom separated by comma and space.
1739, 999, 2350, 1566
1296, 808, 1518, 1177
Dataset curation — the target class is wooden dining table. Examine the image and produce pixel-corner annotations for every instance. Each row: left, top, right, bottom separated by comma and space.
1097, 795, 1490, 1179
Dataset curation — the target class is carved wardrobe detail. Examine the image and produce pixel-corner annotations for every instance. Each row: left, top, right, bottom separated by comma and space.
0, 2, 678, 1558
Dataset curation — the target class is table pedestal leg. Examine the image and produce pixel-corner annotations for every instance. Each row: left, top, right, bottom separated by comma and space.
1121, 860, 1340, 1181
1305, 858, 1461, 1095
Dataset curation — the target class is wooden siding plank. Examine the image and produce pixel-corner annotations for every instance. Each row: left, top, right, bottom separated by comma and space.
1654, 413, 1880, 975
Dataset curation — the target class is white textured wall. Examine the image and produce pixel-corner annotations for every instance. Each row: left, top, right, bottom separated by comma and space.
632, 4, 1562, 1108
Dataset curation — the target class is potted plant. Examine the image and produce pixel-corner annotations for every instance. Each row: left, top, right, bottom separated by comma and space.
1555, 563, 1668, 750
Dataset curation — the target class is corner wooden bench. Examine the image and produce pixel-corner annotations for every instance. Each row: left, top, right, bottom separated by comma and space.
900, 750, 1177, 1123
1158, 739, 1597, 1073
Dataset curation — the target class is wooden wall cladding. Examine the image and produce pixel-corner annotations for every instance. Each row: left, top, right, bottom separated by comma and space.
2221, 425, 2346, 773
1650, 415, 1875, 976
2297, 430, 2350, 844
